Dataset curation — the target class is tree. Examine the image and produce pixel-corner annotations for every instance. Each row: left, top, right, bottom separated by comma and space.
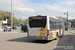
23, 19, 28, 23
0, 10, 20, 25
13, 17, 19, 23
4, 16, 6, 20
19, 18, 22, 22
6, 16, 10, 25
0, 17, 2, 20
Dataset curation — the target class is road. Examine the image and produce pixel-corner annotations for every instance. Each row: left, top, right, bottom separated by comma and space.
53, 31, 75, 50
0, 29, 75, 50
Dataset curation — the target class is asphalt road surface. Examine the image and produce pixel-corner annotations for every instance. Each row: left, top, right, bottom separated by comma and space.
0, 30, 75, 50
53, 31, 75, 50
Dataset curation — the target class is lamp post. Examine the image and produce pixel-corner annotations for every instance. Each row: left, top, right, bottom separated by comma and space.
64, 11, 68, 31
11, 0, 13, 32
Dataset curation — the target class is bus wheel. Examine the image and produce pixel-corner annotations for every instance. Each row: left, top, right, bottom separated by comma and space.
59, 34, 63, 38
62, 34, 63, 36
60, 32, 64, 38
62, 31, 64, 36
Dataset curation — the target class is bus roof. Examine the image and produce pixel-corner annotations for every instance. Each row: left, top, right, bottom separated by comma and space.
48, 16, 63, 21
29, 15, 62, 21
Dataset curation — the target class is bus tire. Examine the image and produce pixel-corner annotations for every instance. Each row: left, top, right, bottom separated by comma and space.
62, 34, 63, 36
59, 34, 63, 38
62, 31, 64, 36
61, 33, 64, 38
60, 32, 64, 38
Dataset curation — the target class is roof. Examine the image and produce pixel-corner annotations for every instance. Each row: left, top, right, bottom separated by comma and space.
47, 16, 63, 21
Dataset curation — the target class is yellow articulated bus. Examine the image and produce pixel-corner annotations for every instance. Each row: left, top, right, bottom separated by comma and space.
27, 15, 64, 40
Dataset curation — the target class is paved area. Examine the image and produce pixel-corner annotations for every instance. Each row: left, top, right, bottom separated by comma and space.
0, 29, 26, 33
53, 31, 75, 50
68, 28, 75, 34
0, 29, 75, 50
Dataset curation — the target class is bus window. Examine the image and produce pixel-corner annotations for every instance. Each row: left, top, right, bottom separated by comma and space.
29, 16, 46, 28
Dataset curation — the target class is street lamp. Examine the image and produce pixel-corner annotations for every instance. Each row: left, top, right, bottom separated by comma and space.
11, 0, 13, 32
64, 11, 68, 31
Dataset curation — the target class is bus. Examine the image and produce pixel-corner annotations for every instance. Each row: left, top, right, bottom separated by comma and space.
27, 15, 64, 40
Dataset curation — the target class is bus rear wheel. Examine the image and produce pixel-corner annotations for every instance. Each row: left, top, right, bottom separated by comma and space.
60, 33, 64, 38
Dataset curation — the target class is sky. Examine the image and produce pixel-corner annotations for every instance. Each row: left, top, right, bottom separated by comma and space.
0, 0, 75, 20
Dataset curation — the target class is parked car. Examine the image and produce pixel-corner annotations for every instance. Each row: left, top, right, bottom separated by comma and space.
21, 25, 27, 32
21, 25, 24, 31
2, 25, 6, 28
12, 26, 17, 30
3, 26, 11, 32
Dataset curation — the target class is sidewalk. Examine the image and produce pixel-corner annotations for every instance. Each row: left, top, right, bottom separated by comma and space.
0, 29, 3, 32
68, 28, 75, 34
0, 29, 18, 33
0, 29, 26, 33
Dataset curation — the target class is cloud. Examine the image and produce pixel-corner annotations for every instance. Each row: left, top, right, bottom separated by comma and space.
14, 7, 35, 15
0, 0, 11, 11
0, 0, 75, 19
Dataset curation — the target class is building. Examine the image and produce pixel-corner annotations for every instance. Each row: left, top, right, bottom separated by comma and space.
64, 22, 71, 30
68, 19, 75, 28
